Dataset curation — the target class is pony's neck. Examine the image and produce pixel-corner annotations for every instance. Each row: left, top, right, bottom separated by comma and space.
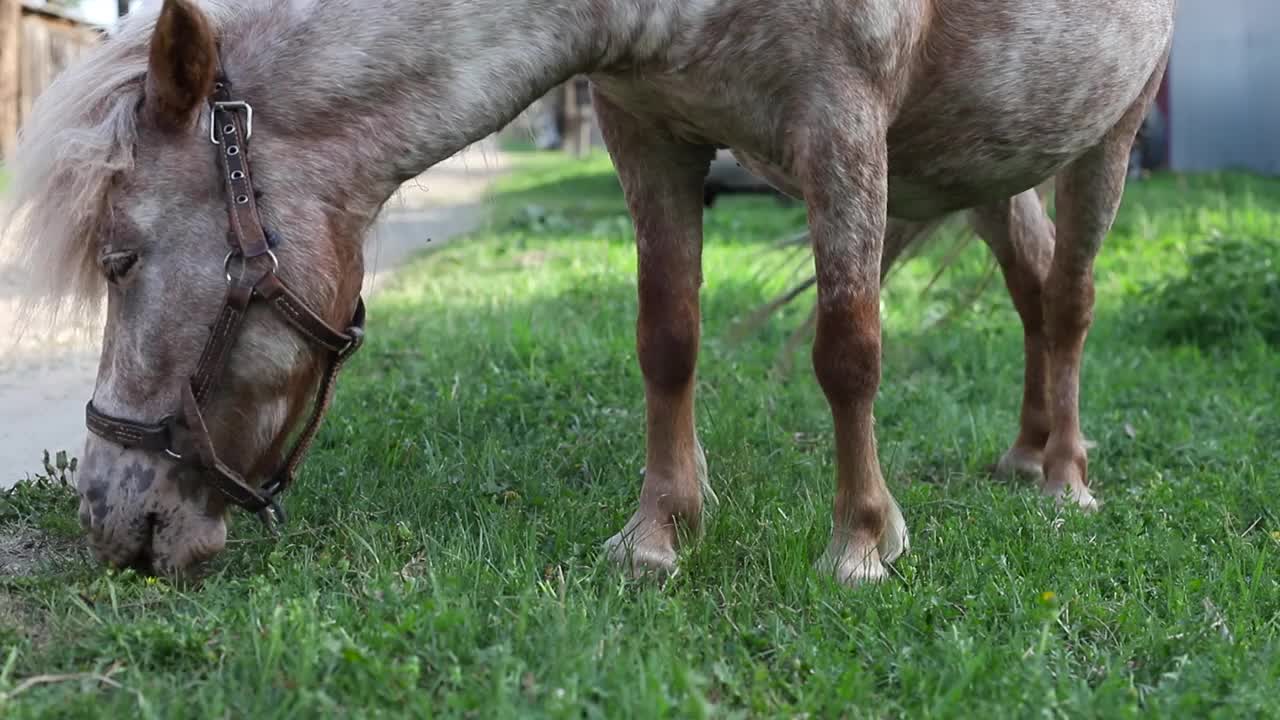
243, 0, 688, 231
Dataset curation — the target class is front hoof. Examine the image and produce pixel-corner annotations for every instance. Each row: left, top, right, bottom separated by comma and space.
1042, 447, 1100, 512
816, 538, 889, 586
996, 445, 1046, 482
604, 517, 678, 582
817, 498, 910, 587
880, 495, 911, 564
1043, 476, 1100, 512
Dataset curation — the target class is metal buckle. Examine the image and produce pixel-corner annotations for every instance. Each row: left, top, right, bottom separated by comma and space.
256, 479, 287, 533
224, 249, 279, 284
339, 327, 365, 358
209, 101, 253, 145
256, 497, 287, 533
261, 476, 285, 499
163, 415, 185, 461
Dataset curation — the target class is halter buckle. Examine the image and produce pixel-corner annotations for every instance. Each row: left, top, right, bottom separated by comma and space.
162, 414, 187, 461
210, 101, 253, 145
339, 326, 366, 359
256, 477, 288, 533
256, 496, 287, 534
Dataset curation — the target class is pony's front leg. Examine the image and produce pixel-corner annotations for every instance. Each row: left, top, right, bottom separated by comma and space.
803, 115, 909, 586
595, 95, 716, 580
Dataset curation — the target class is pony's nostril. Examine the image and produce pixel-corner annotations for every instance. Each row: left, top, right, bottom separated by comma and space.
126, 547, 157, 576
124, 515, 159, 575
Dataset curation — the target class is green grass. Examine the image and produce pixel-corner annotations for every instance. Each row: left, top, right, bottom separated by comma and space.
2, 152, 1278, 718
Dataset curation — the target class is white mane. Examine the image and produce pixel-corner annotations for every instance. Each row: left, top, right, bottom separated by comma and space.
0, 1, 288, 327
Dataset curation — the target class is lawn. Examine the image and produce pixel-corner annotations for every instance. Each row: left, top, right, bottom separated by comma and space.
2, 152, 1278, 718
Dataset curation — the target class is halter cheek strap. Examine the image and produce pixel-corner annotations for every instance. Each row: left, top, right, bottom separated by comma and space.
84, 72, 367, 529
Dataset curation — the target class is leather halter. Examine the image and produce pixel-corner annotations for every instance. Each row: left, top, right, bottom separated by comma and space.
84, 73, 366, 529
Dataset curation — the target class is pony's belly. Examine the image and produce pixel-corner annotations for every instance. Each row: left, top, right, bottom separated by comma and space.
889, 177, 1044, 221
882, 0, 1174, 217
884, 153, 1063, 221
734, 151, 1045, 222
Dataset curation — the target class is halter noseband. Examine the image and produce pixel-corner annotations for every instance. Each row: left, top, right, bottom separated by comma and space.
84, 73, 367, 530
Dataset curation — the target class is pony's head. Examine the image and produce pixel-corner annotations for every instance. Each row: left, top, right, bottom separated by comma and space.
2, 0, 370, 577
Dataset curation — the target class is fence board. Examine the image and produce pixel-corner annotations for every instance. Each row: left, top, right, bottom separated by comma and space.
0, 7, 99, 159
0, 0, 20, 159
18, 10, 98, 127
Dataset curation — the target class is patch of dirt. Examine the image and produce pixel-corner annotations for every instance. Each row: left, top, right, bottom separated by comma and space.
0, 525, 85, 577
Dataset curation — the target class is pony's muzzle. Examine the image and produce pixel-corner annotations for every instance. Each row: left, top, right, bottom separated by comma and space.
77, 437, 228, 577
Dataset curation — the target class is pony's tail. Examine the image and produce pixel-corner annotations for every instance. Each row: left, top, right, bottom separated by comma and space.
724, 211, 975, 370
724, 181, 1058, 375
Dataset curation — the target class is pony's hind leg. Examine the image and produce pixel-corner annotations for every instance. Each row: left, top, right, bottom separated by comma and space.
594, 93, 716, 580
971, 190, 1055, 480
803, 107, 909, 586
1042, 54, 1169, 510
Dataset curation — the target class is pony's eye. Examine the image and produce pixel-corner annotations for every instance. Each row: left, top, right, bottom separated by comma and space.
101, 251, 140, 284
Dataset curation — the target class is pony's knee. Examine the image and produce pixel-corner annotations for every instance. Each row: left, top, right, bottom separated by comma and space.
812, 295, 882, 406
1044, 273, 1096, 338
637, 290, 700, 391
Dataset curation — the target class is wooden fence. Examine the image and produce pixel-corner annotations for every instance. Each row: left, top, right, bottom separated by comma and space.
1, 1, 103, 160
499, 77, 605, 157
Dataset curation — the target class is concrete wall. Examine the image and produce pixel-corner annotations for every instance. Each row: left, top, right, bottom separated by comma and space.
1169, 0, 1280, 174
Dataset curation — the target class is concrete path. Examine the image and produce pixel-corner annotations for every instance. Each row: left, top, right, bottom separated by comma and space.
0, 139, 508, 489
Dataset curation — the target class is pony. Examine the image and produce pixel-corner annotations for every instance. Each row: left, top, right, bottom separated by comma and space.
0, 0, 1175, 582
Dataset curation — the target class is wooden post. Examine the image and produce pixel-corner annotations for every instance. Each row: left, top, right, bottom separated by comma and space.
563, 80, 580, 157
0, 0, 20, 160
562, 76, 596, 158
118, 0, 130, 18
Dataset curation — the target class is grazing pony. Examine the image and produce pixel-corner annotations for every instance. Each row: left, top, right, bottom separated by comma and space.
1, 0, 1174, 582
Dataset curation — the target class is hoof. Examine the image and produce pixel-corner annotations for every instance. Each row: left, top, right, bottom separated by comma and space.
996, 445, 1045, 482
1042, 463, 1100, 512
1044, 480, 1100, 512
604, 516, 678, 582
880, 494, 910, 563
818, 497, 909, 587
816, 540, 889, 586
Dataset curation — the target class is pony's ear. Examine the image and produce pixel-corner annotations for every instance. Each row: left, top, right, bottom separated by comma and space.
142, 0, 218, 132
